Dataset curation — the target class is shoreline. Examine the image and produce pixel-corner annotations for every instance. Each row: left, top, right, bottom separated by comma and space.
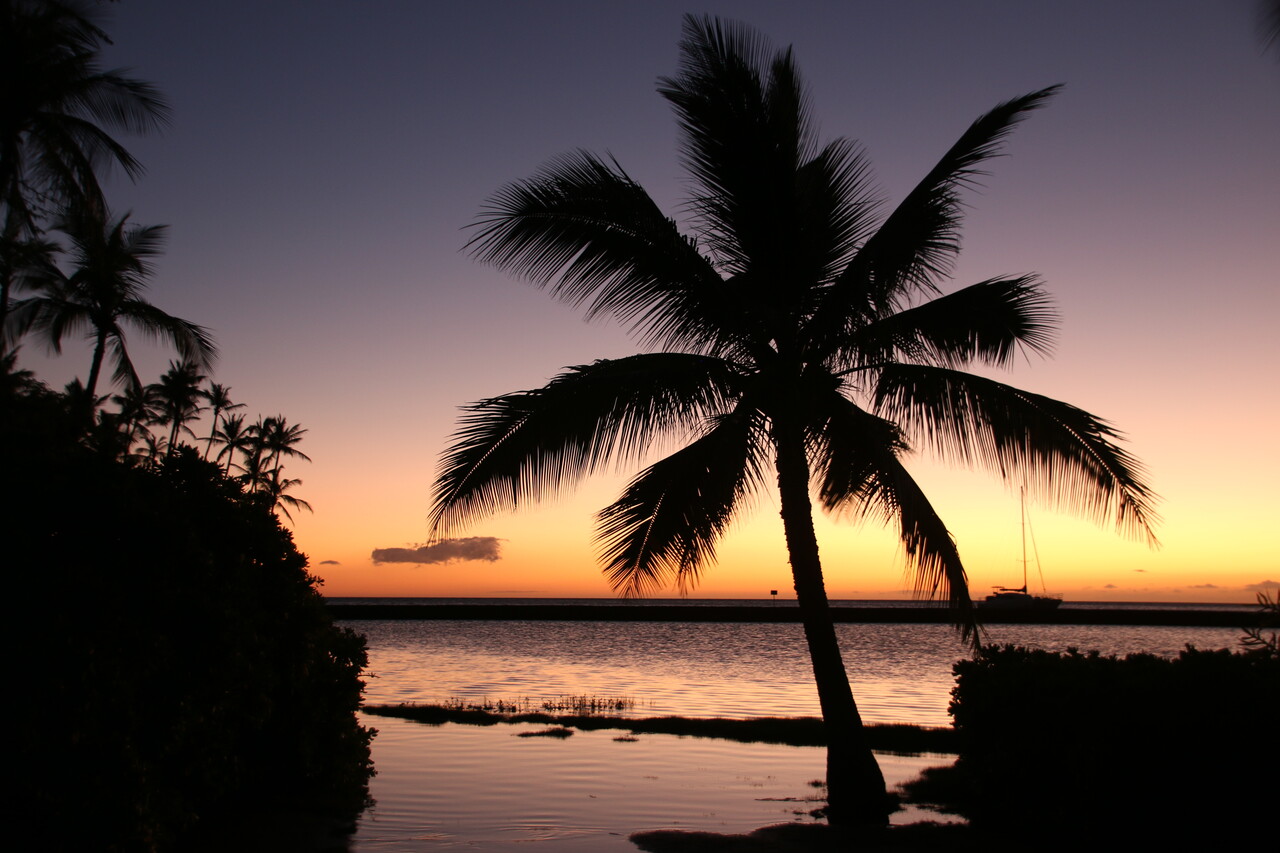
329, 602, 1248, 627
361, 704, 958, 753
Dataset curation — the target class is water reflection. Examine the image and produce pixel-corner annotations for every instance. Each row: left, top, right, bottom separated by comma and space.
352, 716, 950, 852
349, 620, 1240, 727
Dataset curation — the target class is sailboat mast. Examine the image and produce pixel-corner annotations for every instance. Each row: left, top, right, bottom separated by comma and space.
1019, 487, 1028, 594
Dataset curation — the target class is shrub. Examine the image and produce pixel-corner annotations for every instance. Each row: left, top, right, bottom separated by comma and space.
943, 643, 1279, 838
7, 394, 374, 851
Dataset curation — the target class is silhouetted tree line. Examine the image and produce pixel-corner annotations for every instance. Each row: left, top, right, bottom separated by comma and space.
2, 3, 371, 849
6, 381, 374, 851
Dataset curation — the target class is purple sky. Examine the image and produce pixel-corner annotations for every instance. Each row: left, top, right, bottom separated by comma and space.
23, 1, 1279, 600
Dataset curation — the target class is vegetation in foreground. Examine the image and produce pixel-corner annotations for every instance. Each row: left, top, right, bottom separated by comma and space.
7, 384, 375, 851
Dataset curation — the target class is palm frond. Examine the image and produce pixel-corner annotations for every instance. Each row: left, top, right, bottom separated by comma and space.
116, 300, 218, 369
597, 406, 768, 597
105, 330, 140, 391
429, 354, 741, 536
844, 276, 1056, 370
809, 395, 978, 645
468, 150, 734, 353
875, 364, 1159, 542
658, 16, 816, 279
794, 139, 882, 290
815, 86, 1061, 342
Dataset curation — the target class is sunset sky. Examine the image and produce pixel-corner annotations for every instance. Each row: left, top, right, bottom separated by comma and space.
22, 0, 1279, 602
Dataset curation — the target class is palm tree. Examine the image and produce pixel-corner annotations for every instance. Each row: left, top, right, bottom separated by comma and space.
148, 359, 206, 458
0, 0, 168, 326
429, 16, 1157, 827
259, 466, 313, 522
201, 382, 244, 460
7, 206, 216, 403
108, 379, 160, 461
212, 412, 252, 476
258, 415, 311, 493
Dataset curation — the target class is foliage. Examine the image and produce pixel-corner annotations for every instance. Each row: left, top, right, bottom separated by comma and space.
0, 0, 169, 329
935, 644, 1279, 838
5, 386, 373, 851
1239, 589, 1279, 656
6, 205, 217, 399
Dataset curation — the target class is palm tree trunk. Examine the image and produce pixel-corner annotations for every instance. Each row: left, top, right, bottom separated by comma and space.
85, 333, 107, 402
203, 406, 220, 460
772, 419, 889, 828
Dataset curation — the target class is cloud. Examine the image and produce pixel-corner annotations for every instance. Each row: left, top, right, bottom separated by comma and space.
371, 537, 502, 565
1132, 569, 1147, 573
1245, 579, 1280, 591
318, 559, 340, 565
1190, 583, 1219, 589
1104, 584, 1117, 589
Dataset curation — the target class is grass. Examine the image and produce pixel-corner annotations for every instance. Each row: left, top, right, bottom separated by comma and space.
439, 693, 638, 715
361, 701, 957, 755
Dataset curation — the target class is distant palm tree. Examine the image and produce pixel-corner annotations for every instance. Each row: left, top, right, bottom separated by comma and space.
201, 382, 244, 460
431, 16, 1157, 827
259, 466, 313, 522
0, 0, 168, 325
109, 379, 160, 460
7, 206, 216, 403
258, 415, 311, 492
149, 359, 206, 458
212, 412, 252, 477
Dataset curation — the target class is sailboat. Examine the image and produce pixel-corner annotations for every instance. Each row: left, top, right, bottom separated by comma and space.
980, 489, 1063, 610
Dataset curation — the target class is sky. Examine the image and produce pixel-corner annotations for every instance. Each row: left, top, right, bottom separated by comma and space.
19, 0, 1279, 602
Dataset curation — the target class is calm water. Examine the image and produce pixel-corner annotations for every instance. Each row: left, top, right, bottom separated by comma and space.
351, 616, 1244, 726
339, 608, 1246, 850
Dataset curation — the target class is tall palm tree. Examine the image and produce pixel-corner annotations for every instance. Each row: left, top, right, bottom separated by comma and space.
148, 359, 206, 459
7, 206, 216, 403
429, 16, 1157, 827
0, 0, 168, 326
201, 381, 244, 460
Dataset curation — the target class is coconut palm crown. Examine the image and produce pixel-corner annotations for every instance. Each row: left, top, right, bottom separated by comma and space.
8, 205, 216, 401
429, 16, 1157, 826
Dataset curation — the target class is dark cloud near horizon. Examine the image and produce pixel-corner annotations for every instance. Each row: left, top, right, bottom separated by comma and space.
318, 559, 340, 565
1190, 583, 1219, 589
1245, 579, 1279, 591
372, 537, 502, 565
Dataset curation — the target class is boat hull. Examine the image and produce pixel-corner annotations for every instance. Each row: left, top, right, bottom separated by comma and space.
979, 591, 1063, 611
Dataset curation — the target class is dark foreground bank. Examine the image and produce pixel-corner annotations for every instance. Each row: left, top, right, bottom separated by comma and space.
328, 601, 1246, 627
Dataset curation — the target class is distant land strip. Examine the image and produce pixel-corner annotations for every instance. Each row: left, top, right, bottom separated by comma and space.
326, 603, 1248, 627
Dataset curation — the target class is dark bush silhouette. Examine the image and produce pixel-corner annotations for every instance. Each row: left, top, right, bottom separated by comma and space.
938, 644, 1278, 839
6, 386, 373, 851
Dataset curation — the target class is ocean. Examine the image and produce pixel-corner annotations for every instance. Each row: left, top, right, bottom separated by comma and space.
334, 599, 1253, 851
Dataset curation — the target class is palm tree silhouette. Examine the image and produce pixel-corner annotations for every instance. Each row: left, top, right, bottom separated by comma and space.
201, 381, 244, 460
430, 16, 1157, 826
260, 466, 313, 523
8, 206, 216, 404
0, 0, 168, 326
212, 412, 252, 477
109, 380, 160, 462
258, 416, 311, 493
148, 359, 206, 459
